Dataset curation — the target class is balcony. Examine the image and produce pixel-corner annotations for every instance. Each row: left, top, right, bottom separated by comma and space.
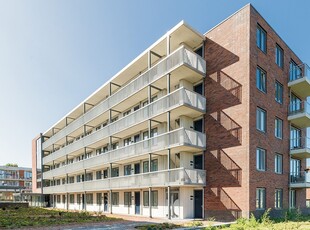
42, 46, 206, 150
43, 128, 206, 178
290, 137, 310, 159
43, 168, 206, 194
290, 172, 310, 188
42, 88, 206, 164
288, 101, 310, 128
288, 63, 310, 98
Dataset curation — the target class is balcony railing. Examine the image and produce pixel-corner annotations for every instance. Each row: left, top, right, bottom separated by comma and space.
288, 101, 310, 116
290, 172, 310, 185
43, 128, 206, 177
289, 63, 310, 82
290, 137, 310, 150
43, 88, 206, 164
43, 168, 206, 194
43, 46, 206, 150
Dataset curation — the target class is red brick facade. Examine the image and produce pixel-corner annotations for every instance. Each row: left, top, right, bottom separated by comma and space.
204, 4, 307, 220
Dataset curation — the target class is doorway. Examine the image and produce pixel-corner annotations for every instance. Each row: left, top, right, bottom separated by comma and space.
194, 190, 203, 218
194, 155, 203, 169
134, 163, 140, 174
135, 192, 140, 214
103, 193, 108, 212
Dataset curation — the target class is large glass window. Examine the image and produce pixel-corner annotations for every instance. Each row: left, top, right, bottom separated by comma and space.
256, 25, 267, 53
289, 60, 302, 81
256, 107, 267, 132
256, 67, 267, 93
275, 189, 283, 209
275, 154, 283, 174
256, 148, 266, 171
256, 188, 266, 210
290, 126, 301, 149
275, 44, 284, 68
290, 94, 302, 114
69, 194, 74, 204
275, 81, 283, 104
275, 117, 283, 139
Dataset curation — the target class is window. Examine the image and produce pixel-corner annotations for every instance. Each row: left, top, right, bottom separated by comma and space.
143, 190, 158, 207
111, 167, 119, 177
77, 194, 81, 204
275, 118, 283, 139
97, 193, 102, 206
143, 159, 158, 173
275, 154, 283, 174
256, 107, 266, 132
103, 169, 108, 178
275, 44, 284, 68
275, 81, 283, 104
256, 25, 267, 53
290, 159, 301, 177
124, 165, 131, 176
256, 148, 266, 171
124, 192, 132, 206
123, 110, 131, 117
112, 142, 119, 150
112, 192, 119, 205
275, 189, 283, 209
290, 190, 296, 208
290, 94, 301, 114
256, 188, 266, 210
290, 126, 301, 149
56, 195, 60, 203
96, 170, 102, 180
69, 194, 74, 204
194, 83, 203, 95
68, 176, 74, 184
86, 194, 93, 204
111, 116, 118, 122
124, 137, 131, 146
289, 60, 302, 81
85, 172, 93, 181
62, 195, 66, 204
256, 67, 266, 93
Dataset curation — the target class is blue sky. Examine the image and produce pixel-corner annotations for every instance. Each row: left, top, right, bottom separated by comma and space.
0, 0, 309, 167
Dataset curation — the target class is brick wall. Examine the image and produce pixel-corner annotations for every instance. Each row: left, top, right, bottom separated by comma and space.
204, 4, 307, 221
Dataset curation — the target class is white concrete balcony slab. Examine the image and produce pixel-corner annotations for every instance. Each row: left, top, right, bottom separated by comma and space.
288, 63, 310, 98
43, 128, 206, 178
288, 101, 310, 128
42, 88, 206, 164
42, 46, 206, 150
43, 168, 206, 194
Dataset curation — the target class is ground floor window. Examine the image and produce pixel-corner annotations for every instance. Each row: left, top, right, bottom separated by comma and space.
124, 192, 131, 206
69, 194, 74, 204
62, 195, 66, 204
112, 192, 119, 205
56, 195, 60, 203
77, 194, 81, 204
256, 188, 266, 210
96, 193, 102, 205
290, 190, 296, 209
275, 189, 283, 209
86, 194, 93, 204
143, 190, 158, 207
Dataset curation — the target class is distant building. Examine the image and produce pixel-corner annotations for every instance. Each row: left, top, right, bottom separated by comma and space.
0, 165, 32, 201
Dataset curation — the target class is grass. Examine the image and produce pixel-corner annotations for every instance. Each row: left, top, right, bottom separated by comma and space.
0, 207, 120, 229
135, 222, 180, 230
204, 208, 310, 230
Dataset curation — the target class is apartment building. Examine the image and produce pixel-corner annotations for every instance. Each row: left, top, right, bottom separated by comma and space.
32, 4, 310, 220
0, 166, 32, 201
